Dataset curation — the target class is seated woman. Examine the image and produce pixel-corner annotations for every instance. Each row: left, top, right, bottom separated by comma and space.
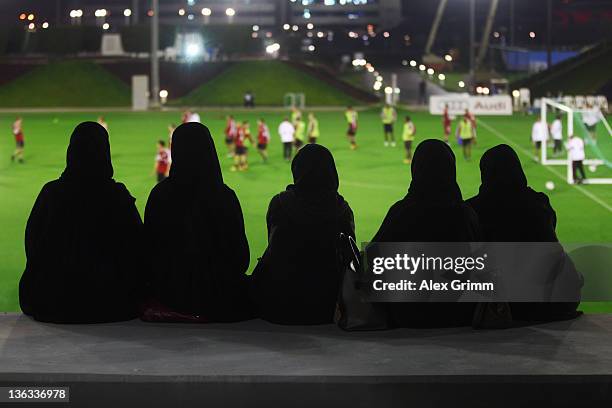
250, 144, 355, 324
467, 144, 581, 322
143, 122, 252, 322
19, 122, 143, 323
372, 139, 480, 327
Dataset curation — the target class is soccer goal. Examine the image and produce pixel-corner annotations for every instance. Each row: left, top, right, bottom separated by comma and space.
540, 98, 612, 184
284, 93, 305, 110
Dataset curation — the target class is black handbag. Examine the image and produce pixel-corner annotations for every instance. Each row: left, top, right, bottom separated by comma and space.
335, 233, 389, 331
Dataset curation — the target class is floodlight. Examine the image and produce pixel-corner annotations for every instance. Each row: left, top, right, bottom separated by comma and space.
458, 81, 465, 88
124, 9, 132, 17
266, 43, 281, 54
308, 45, 315, 51
384, 87, 393, 95
427, 68, 434, 75
178, 9, 186, 16
444, 54, 453, 62
283, 24, 290, 30
410, 60, 417, 67
42, 22, 49, 29
419, 64, 426, 71
252, 25, 259, 32
186, 43, 202, 58
307, 23, 314, 30
201, 8, 212, 16
438, 74, 446, 81
512, 90, 520, 98
159, 90, 169, 99
226, 8, 236, 17
102, 23, 110, 30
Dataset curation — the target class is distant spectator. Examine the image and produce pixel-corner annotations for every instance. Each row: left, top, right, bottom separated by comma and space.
244, 90, 255, 108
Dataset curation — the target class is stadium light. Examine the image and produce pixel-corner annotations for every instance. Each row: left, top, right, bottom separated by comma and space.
512, 89, 520, 98
266, 43, 281, 54
383, 32, 390, 38
251, 32, 258, 38
476, 86, 483, 94
409, 60, 417, 67
458, 81, 465, 88
292, 25, 299, 31
482, 87, 490, 95
376, 75, 383, 82
28, 23, 35, 30
159, 90, 169, 99
19, 13, 27, 21
124, 9, 132, 17
367, 66, 375, 72
252, 25, 259, 32
307, 23, 314, 30
42, 22, 49, 29
95, 9, 107, 18
444, 54, 453, 62
178, 8, 186, 16
102, 23, 110, 30
402, 60, 408, 66
186, 43, 202, 58
317, 31, 324, 38
308, 45, 315, 52
529, 31, 536, 39
226, 8, 236, 17
427, 68, 434, 75
418, 64, 426, 71
384, 86, 393, 95
27, 14, 35, 21
438, 74, 446, 81
201, 8, 212, 16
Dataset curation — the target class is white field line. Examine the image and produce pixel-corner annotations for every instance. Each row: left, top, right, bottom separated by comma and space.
478, 119, 612, 213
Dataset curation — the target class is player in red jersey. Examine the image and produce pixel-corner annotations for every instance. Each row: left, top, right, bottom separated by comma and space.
11, 117, 25, 163
224, 115, 238, 158
153, 140, 171, 182
232, 121, 253, 172
442, 104, 451, 144
256, 118, 270, 163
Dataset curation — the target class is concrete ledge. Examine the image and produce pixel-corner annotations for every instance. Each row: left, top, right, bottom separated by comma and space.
1, 313, 611, 407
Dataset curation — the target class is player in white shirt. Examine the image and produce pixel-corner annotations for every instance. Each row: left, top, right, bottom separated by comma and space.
550, 114, 563, 156
188, 111, 201, 123
566, 134, 586, 184
582, 104, 601, 141
278, 118, 295, 161
531, 119, 548, 161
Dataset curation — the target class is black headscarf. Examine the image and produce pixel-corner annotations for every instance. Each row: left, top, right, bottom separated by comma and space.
169, 122, 223, 189
284, 144, 340, 217
61, 122, 113, 182
478, 144, 528, 199
407, 139, 462, 204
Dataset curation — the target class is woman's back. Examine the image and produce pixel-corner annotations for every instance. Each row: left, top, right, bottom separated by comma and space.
19, 122, 143, 323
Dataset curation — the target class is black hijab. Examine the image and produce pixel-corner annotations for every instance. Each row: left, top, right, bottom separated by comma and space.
61, 122, 113, 182
407, 139, 462, 204
283, 144, 340, 217
478, 144, 528, 199
169, 122, 223, 190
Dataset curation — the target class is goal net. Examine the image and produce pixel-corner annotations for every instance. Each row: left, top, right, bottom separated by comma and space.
283, 93, 305, 110
540, 98, 612, 184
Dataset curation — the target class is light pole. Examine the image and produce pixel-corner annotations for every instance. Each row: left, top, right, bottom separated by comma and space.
469, 0, 475, 93
150, 0, 160, 108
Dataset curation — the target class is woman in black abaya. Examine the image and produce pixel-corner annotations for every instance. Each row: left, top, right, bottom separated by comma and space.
467, 144, 581, 321
143, 122, 252, 322
19, 122, 143, 323
372, 139, 480, 327
250, 144, 355, 324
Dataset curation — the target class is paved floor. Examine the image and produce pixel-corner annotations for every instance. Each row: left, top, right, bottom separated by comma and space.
1, 312, 611, 381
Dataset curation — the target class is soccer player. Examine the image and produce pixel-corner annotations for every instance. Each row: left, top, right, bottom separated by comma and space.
380, 104, 397, 147
550, 114, 563, 156
307, 113, 320, 144
188, 110, 201, 123
402, 116, 416, 164
291, 107, 302, 127
224, 115, 238, 157
153, 140, 171, 183
278, 118, 295, 161
11, 117, 25, 163
567, 134, 586, 184
531, 118, 548, 161
456, 115, 476, 160
582, 103, 601, 141
232, 121, 253, 171
345, 106, 358, 150
294, 115, 306, 150
257, 118, 270, 162
442, 104, 451, 144
97, 116, 109, 133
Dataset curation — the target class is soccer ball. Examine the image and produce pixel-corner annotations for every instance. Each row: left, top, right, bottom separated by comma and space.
589, 165, 597, 173
545, 181, 555, 191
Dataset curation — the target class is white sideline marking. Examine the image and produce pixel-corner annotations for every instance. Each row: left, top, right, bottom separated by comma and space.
478, 119, 612, 213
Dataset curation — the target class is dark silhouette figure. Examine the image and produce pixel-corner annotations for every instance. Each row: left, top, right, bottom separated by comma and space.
143, 122, 252, 322
19, 122, 143, 323
467, 144, 580, 321
372, 139, 480, 327
250, 144, 355, 324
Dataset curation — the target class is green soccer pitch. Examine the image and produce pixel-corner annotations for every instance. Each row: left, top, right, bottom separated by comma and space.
1, 108, 611, 313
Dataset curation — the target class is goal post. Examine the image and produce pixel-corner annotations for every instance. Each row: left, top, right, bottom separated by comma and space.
283, 93, 305, 110
540, 98, 612, 185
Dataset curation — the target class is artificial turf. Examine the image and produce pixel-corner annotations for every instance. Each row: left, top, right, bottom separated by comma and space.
0, 108, 610, 313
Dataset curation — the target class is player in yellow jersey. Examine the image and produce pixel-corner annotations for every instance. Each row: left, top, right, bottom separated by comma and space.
307, 113, 320, 144
402, 116, 416, 164
381, 104, 397, 147
345, 106, 358, 150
